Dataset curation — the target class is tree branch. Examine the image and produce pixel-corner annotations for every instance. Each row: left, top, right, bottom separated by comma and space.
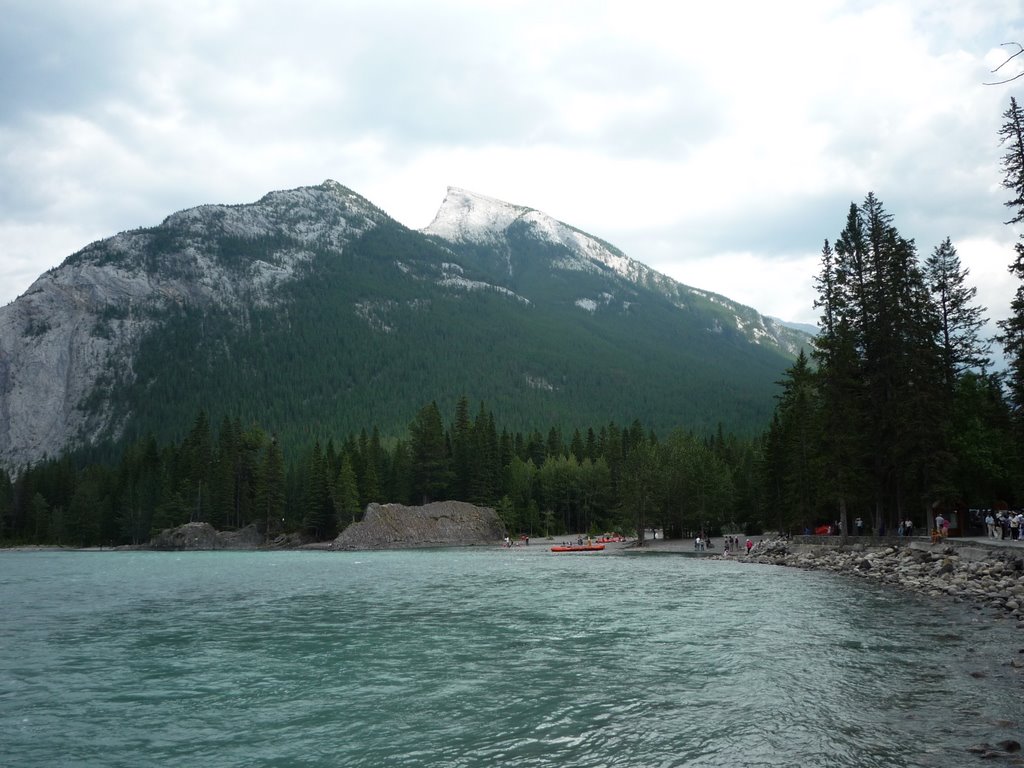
984, 42, 1024, 85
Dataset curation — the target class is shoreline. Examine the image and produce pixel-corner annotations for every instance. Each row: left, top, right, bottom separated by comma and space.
627, 533, 1024, 633
736, 534, 1024, 631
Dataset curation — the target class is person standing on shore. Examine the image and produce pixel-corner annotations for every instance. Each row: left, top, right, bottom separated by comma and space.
986, 512, 996, 538
745, 538, 753, 556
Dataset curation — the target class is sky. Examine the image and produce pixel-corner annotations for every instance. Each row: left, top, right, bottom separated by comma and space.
2, 1, 1023, 337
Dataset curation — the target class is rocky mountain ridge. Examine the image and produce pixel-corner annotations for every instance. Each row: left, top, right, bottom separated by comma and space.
0, 181, 384, 468
424, 186, 806, 355
0, 180, 810, 470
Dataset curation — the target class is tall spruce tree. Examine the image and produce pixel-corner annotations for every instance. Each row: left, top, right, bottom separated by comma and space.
924, 237, 991, 387
333, 453, 361, 527
179, 410, 212, 523
997, 96, 1024, 428
303, 440, 335, 539
815, 234, 864, 536
255, 435, 285, 538
409, 402, 450, 504
764, 350, 819, 531
811, 238, 864, 533
450, 395, 472, 500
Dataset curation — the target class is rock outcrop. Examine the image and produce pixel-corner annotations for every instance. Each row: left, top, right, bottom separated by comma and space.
330, 501, 506, 550
148, 522, 264, 550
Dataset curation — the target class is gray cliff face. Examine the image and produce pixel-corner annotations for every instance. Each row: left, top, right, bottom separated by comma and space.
0, 181, 381, 469
330, 501, 507, 550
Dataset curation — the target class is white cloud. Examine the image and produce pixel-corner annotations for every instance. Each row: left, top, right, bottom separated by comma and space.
0, 0, 1022, 339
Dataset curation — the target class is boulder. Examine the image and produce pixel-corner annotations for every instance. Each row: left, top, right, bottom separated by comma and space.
149, 521, 265, 550
149, 522, 222, 550
330, 501, 506, 551
218, 523, 263, 550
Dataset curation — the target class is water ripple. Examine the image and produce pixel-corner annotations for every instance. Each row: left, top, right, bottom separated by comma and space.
1, 549, 1021, 767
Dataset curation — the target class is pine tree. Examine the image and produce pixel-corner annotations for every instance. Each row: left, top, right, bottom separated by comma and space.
255, 435, 285, 539
997, 96, 1024, 427
0, 468, 12, 539
569, 429, 585, 461
211, 415, 238, 529
303, 440, 335, 539
620, 440, 657, 546
814, 235, 867, 533
409, 402, 450, 504
387, 439, 413, 505
765, 350, 819, 532
450, 395, 472, 500
546, 427, 563, 459
924, 237, 991, 387
366, 427, 385, 503
469, 403, 499, 504
999, 96, 1024, 226
333, 453, 362, 527
179, 410, 212, 522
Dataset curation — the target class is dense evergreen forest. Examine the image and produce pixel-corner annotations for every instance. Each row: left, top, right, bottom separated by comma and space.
2, 99, 1024, 547
0, 398, 760, 546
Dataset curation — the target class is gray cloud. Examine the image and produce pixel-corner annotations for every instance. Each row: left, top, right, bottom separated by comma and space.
1, 0, 1022, 328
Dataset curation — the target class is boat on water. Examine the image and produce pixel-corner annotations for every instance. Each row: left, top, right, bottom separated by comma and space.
550, 544, 606, 552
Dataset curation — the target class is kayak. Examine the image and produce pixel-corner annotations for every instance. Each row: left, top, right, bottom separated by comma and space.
550, 544, 606, 552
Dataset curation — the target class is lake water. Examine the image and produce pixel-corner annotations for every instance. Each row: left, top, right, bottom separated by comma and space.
1, 547, 1021, 767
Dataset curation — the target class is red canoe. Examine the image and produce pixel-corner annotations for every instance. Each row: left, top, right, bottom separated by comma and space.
550, 544, 606, 552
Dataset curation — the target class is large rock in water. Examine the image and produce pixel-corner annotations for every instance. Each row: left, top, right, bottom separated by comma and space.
330, 501, 505, 550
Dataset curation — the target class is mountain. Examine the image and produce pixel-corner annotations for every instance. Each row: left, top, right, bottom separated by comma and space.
0, 181, 809, 469
774, 319, 819, 336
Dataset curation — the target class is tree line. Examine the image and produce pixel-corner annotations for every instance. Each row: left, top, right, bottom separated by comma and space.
0, 398, 757, 546
2, 99, 1024, 547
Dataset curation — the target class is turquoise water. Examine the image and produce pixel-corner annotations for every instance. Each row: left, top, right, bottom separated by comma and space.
1, 547, 1020, 767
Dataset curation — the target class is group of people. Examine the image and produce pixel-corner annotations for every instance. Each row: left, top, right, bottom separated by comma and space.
984, 511, 1023, 540
895, 519, 916, 538
720, 535, 754, 557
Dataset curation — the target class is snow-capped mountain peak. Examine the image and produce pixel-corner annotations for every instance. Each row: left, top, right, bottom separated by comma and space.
422, 187, 641, 282
422, 187, 531, 243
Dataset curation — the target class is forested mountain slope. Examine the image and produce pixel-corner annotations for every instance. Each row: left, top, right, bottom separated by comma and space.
0, 181, 809, 469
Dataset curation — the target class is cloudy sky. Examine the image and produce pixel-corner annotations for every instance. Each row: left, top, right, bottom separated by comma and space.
2, 1, 1023, 334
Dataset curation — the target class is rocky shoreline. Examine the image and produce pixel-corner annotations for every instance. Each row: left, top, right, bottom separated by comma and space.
738, 536, 1024, 630
734, 535, 1024, 761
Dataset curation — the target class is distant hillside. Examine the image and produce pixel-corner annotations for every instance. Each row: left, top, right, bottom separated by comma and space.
0, 181, 809, 468
774, 319, 819, 336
